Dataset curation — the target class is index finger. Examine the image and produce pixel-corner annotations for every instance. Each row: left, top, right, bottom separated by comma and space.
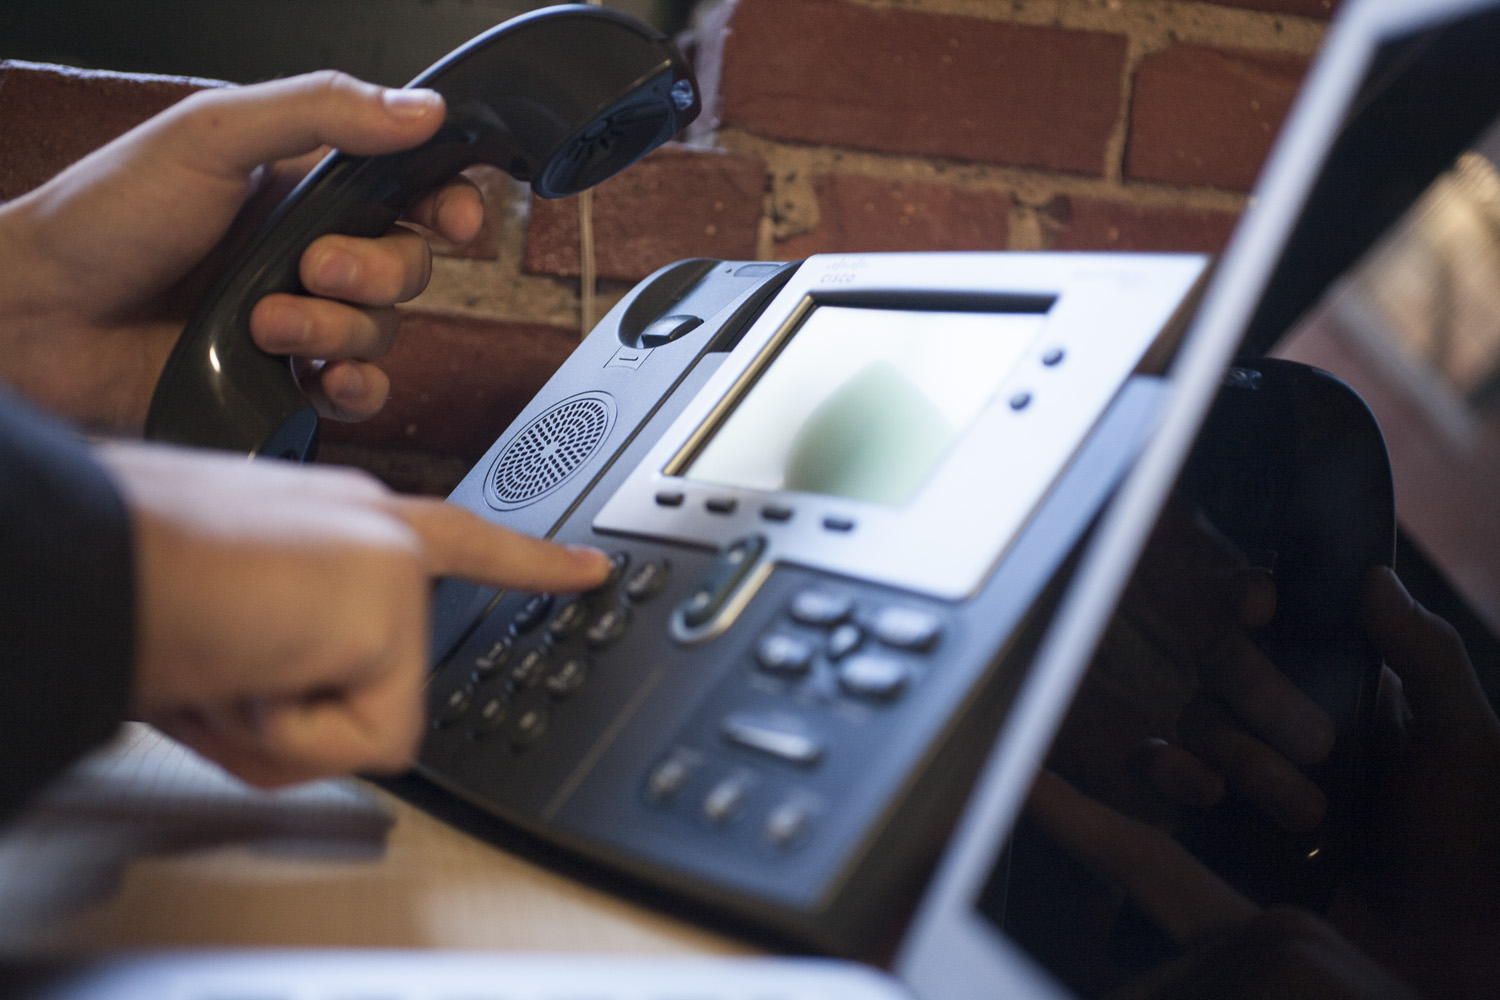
1027, 770, 1259, 946
155, 72, 447, 181
1362, 566, 1497, 743
392, 497, 611, 594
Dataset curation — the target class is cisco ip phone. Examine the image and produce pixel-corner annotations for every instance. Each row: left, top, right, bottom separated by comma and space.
416, 250, 1212, 955
138, 2, 1399, 963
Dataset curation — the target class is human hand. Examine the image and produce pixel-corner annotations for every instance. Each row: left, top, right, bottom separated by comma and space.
1065, 488, 1333, 841
0, 71, 482, 432
1025, 770, 1417, 1000
96, 441, 609, 788
1125, 562, 1500, 995
1325, 567, 1500, 991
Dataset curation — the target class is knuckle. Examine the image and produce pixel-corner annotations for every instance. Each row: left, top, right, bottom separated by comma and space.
307, 69, 357, 100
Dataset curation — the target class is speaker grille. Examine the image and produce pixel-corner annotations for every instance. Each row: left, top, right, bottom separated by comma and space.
488, 393, 615, 509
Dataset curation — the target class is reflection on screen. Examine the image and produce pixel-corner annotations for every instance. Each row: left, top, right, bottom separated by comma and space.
1279, 150, 1500, 641
685, 305, 1046, 505
981, 130, 1500, 1000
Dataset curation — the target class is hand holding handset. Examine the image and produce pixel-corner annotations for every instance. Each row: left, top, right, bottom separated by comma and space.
144, 4, 699, 460
1177, 358, 1396, 907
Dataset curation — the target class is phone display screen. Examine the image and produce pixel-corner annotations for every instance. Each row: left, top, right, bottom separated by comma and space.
684, 305, 1047, 506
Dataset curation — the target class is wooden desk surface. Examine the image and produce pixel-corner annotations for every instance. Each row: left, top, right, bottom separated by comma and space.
0, 725, 754, 958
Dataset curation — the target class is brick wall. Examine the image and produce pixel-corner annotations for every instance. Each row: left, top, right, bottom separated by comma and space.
0, 0, 1331, 494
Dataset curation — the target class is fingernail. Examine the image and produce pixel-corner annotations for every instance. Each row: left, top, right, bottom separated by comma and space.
383, 88, 442, 119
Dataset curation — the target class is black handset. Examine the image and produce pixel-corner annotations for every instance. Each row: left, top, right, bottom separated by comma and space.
144, 4, 699, 460
1177, 357, 1395, 908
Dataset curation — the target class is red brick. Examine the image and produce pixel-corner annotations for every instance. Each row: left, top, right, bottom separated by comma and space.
1127, 45, 1307, 191
0, 61, 219, 200
1187, 0, 1340, 18
321, 309, 576, 462
525, 144, 763, 281
1041, 194, 1240, 253
776, 174, 1010, 257
703, 0, 1126, 175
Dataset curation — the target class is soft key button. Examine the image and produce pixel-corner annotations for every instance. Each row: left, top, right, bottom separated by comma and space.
756, 633, 815, 677
788, 589, 853, 628
837, 653, 910, 700
678, 534, 766, 631
871, 606, 943, 651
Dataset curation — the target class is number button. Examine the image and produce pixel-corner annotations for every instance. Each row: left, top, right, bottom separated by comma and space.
512, 594, 553, 633
586, 605, 631, 648
507, 646, 550, 691
623, 558, 671, 602
545, 655, 589, 698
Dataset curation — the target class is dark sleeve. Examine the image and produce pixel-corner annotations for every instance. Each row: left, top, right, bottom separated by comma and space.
0, 388, 135, 823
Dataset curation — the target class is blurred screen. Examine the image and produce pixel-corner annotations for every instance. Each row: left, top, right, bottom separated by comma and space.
684, 304, 1046, 506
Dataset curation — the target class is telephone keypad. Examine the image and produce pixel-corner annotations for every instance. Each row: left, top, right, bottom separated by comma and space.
434, 550, 951, 864
433, 550, 643, 753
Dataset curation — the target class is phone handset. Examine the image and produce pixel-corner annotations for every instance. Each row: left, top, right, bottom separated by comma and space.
144, 4, 700, 460
1178, 357, 1396, 908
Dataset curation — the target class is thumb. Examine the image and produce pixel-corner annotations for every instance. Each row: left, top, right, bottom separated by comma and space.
153, 71, 446, 181
1361, 566, 1495, 742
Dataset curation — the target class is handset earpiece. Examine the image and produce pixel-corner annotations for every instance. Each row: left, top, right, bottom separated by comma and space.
144, 4, 700, 460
